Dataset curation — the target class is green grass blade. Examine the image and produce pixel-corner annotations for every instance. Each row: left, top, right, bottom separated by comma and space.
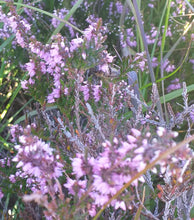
14, 105, 58, 124
150, 1, 168, 59
159, 84, 194, 103
0, 35, 15, 53
156, 0, 172, 77
141, 36, 192, 90
0, 98, 33, 134
0, 58, 5, 85
48, 0, 83, 43
0, 73, 27, 121
0, 135, 11, 150
163, 20, 193, 61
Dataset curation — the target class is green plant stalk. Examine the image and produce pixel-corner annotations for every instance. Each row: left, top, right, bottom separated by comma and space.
126, 0, 144, 51
0, 1, 83, 34
0, 58, 5, 85
16, 0, 23, 13
0, 73, 27, 121
0, 98, 33, 135
156, 0, 172, 78
0, 35, 15, 53
163, 20, 193, 62
140, 1, 168, 97
150, 1, 168, 60
159, 0, 172, 123
141, 34, 192, 90
134, 186, 145, 220
0, 135, 10, 150
93, 134, 194, 220
132, 0, 164, 122
140, 1, 168, 99
48, 0, 83, 43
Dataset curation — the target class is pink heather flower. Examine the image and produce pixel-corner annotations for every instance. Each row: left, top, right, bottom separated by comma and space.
47, 88, 60, 103
83, 25, 94, 41
9, 174, 16, 183
88, 204, 96, 217
90, 192, 109, 207
26, 60, 36, 77
64, 178, 76, 195
28, 77, 35, 85
105, 53, 114, 63
162, 59, 175, 72
166, 78, 181, 93
189, 59, 194, 64
109, 2, 113, 16
189, 59, 194, 70
113, 200, 126, 210
165, 63, 175, 72
127, 135, 137, 143
21, 80, 28, 89
9, 16, 17, 31
99, 63, 109, 73
82, 51, 86, 60
157, 127, 166, 137
47, 95, 55, 103
50, 44, 59, 56
12, 126, 63, 192
80, 84, 90, 101
131, 128, 141, 137
97, 154, 111, 169
72, 155, 86, 179
92, 83, 102, 102
64, 178, 87, 198
70, 37, 84, 52
64, 87, 68, 95
138, 61, 146, 71
189, 110, 194, 123
0, 188, 3, 200
10, 124, 23, 142
152, 57, 158, 68
115, 1, 123, 14
16, 31, 25, 48
148, 3, 154, 8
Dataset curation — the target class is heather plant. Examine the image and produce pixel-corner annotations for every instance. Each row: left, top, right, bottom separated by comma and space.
0, 0, 194, 219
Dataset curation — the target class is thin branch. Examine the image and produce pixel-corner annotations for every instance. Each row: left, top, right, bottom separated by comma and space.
132, 0, 164, 122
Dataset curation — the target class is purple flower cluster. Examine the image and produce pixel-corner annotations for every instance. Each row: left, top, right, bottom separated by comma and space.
0, 5, 31, 48
0, 188, 3, 200
120, 27, 137, 48
63, 127, 191, 216
80, 81, 102, 102
52, 8, 77, 38
0, 5, 114, 104
166, 78, 181, 93
11, 124, 63, 194
162, 59, 175, 73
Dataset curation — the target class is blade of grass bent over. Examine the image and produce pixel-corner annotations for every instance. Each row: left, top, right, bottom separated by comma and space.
0, 73, 27, 121
0, 35, 15, 53
141, 33, 192, 90
48, 0, 83, 43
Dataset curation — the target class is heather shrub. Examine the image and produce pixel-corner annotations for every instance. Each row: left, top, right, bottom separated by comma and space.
0, 0, 193, 219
